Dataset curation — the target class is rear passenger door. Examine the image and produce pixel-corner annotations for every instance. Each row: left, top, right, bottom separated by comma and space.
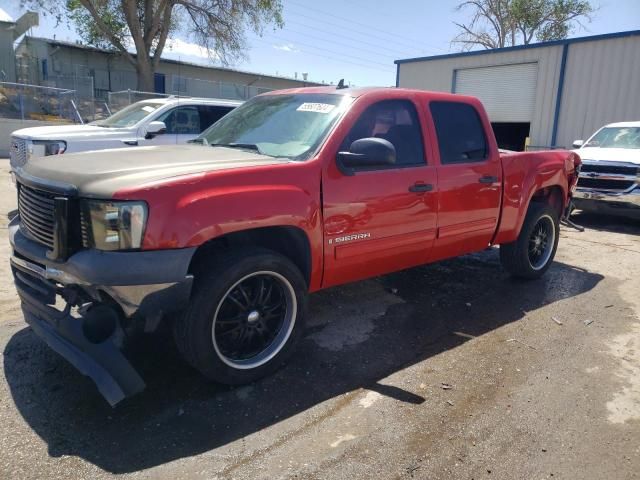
429, 101, 502, 260
322, 98, 438, 287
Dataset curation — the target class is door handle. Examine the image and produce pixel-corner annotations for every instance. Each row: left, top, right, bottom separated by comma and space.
409, 183, 434, 193
479, 175, 498, 184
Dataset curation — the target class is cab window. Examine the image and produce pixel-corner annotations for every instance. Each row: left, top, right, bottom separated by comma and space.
341, 100, 426, 167
430, 102, 488, 164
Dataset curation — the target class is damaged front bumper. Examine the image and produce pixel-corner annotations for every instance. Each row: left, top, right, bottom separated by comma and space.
573, 187, 640, 219
9, 217, 196, 406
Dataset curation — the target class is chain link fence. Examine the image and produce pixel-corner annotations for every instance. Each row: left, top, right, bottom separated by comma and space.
167, 76, 272, 100
0, 81, 112, 124
2, 73, 275, 124
0, 81, 75, 122
107, 80, 272, 113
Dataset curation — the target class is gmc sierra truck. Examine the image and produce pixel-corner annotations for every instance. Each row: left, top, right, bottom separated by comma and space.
572, 121, 640, 219
9, 87, 581, 405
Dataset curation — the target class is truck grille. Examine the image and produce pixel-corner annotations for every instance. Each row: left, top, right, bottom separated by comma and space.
577, 178, 635, 191
580, 163, 639, 176
17, 184, 56, 249
10, 137, 27, 168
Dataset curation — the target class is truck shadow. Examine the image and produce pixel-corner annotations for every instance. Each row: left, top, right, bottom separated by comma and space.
570, 212, 640, 236
3, 249, 603, 474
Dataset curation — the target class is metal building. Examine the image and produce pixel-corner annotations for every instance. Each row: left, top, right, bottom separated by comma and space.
14, 36, 321, 101
0, 9, 38, 83
395, 30, 640, 151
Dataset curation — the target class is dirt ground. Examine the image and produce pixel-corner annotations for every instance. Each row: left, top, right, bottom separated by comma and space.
0, 159, 638, 480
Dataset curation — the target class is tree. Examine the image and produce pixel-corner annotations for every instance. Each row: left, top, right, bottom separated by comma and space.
453, 0, 593, 51
22, 0, 283, 91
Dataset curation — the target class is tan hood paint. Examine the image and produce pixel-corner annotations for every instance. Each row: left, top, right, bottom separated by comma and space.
18, 145, 289, 198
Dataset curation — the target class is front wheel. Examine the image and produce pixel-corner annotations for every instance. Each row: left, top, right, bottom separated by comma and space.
500, 203, 560, 279
174, 248, 308, 384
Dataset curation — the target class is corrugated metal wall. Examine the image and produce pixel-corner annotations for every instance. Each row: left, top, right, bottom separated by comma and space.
397, 45, 564, 147
397, 33, 640, 149
555, 36, 640, 147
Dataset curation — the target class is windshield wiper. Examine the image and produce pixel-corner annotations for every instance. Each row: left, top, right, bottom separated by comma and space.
188, 138, 209, 146
211, 143, 262, 154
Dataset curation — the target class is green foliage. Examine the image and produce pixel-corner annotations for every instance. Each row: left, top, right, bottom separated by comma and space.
20, 0, 284, 90
65, 0, 127, 50
454, 0, 594, 50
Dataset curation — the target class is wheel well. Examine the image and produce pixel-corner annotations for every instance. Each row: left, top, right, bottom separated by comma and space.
530, 186, 563, 218
188, 226, 312, 286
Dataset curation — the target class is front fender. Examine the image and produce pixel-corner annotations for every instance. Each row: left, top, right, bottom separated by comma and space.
113, 162, 323, 281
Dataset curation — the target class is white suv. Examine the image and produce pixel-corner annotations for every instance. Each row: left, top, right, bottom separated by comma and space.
9, 97, 242, 169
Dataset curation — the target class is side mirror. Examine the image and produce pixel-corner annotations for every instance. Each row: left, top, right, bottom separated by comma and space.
572, 139, 584, 149
145, 121, 167, 139
337, 137, 396, 175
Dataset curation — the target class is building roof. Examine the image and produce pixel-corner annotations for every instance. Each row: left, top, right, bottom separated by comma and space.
22, 36, 322, 85
395, 29, 640, 65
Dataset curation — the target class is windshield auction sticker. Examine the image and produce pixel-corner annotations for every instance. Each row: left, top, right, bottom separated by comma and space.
296, 103, 336, 113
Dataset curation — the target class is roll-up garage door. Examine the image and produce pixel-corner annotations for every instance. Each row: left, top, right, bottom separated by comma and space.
454, 63, 538, 123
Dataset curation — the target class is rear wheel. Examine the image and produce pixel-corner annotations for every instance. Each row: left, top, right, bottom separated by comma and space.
174, 248, 307, 384
500, 203, 559, 279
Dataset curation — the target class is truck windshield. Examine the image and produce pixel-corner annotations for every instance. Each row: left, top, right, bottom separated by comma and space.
586, 127, 640, 149
199, 93, 353, 160
95, 102, 161, 128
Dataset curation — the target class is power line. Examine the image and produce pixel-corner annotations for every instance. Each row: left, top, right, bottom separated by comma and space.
263, 33, 395, 70
283, 18, 417, 58
251, 38, 395, 75
280, 26, 408, 59
285, 1, 447, 54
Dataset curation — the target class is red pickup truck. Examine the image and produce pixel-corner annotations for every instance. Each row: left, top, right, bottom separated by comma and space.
9, 87, 580, 405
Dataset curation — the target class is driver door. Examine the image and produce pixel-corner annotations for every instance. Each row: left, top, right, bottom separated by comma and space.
321, 98, 438, 287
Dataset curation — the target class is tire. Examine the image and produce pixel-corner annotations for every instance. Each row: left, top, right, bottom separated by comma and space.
500, 203, 560, 279
173, 247, 308, 384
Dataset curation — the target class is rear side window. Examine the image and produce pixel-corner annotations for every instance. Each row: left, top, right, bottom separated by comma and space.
430, 102, 487, 164
198, 105, 234, 132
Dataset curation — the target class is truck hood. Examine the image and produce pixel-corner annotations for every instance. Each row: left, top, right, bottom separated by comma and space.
16, 145, 289, 198
574, 147, 640, 165
11, 124, 132, 141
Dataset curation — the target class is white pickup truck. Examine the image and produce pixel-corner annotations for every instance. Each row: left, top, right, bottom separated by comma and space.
572, 121, 640, 219
9, 97, 241, 169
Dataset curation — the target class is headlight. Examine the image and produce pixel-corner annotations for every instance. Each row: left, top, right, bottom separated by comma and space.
82, 200, 148, 251
27, 140, 67, 159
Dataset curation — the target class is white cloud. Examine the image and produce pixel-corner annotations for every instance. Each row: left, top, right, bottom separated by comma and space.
273, 43, 299, 53
165, 38, 217, 60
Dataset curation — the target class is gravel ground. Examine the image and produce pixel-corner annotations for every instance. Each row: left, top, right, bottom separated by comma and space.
0, 159, 638, 479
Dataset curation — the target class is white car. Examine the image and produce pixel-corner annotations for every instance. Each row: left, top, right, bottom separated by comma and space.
572, 121, 640, 219
9, 97, 242, 169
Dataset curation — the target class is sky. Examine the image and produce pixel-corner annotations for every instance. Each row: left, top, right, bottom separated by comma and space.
2, 0, 640, 86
